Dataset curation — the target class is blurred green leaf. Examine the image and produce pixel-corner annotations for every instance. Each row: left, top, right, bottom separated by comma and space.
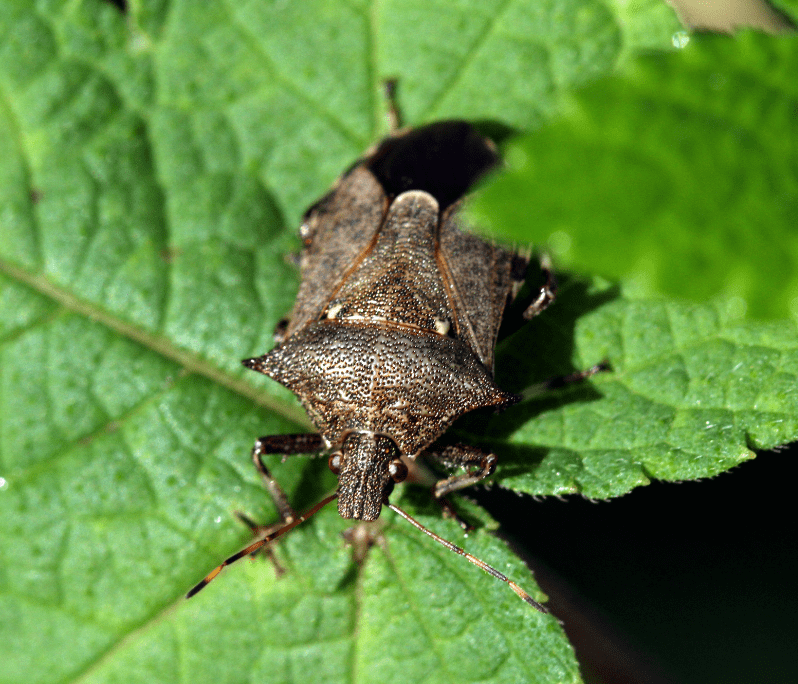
770, 0, 798, 20
469, 31, 798, 319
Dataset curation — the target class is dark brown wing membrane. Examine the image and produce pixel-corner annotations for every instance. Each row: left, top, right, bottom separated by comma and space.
284, 165, 388, 338
438, 203, 526, 373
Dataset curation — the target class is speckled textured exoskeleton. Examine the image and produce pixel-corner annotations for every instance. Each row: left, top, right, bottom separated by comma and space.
188, 121, 556, 609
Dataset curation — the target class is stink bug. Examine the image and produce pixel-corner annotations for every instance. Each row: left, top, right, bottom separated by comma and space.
188, 120, 559, 611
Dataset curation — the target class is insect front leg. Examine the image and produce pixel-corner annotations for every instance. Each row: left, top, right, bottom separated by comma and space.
188, 434, 332, 597
234, 434, 325, 566
245, 433, 325, 523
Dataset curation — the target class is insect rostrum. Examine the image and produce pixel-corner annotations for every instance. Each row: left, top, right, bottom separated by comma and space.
188, 121, 555, 610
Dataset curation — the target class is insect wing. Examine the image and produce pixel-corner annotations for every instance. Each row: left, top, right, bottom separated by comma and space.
284, 165, 387, 338
438, 209, 525, 374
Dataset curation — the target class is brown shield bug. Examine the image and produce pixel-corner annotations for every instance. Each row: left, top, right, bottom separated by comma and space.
187, 120, 560, 611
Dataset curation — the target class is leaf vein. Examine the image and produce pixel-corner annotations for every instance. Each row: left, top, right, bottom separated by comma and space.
379, 531, 453, 683
0, 84, 44, 269
225, 7, 363, 148
0, 258, 311, 428
424, 0, 515, 117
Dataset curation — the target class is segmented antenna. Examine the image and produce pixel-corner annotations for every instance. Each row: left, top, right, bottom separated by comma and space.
186, 492, 339, 598
387, 501, 548, 613
188, 493, 547, 613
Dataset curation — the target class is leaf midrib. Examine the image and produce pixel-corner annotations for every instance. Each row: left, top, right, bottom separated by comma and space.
0, 257, 312, 429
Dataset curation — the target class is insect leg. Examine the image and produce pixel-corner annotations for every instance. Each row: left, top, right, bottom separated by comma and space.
192, 434, 327, 593
521, 362, 610, 400
427, 444, 498, 500
384, 78, 403, 132
523, 254, 557, 320
233, 434, 325, 571
247, 434, 324, 524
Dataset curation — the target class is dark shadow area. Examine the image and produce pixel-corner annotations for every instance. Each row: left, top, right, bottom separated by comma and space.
496, 271, 619, 392
471, 119, 517, 148
104, 0, 128, 12
766, 1, 798, 28
476, 443, 554, 481
492, 274, 617, 446
473, 444, 798, 684
334, 563, 360, 593
289, 453, 337, 509
366, 121, 499, 211
398, 481, 449, 515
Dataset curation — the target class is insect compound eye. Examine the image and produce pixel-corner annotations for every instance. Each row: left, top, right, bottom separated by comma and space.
388, 458, 408, 483
328, 452, 342, 475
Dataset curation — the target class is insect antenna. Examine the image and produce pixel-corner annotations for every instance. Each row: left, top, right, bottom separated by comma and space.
387, 501, 549, 613
187, 492, 339, 598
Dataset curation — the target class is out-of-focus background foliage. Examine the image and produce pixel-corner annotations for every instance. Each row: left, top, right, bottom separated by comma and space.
483, 2, 796, 683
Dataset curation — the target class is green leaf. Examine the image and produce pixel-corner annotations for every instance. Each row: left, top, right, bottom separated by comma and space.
770, 0, 798, 20
1, 2, 795, 684
64, 493, 576, 684
468, 30, 798, 320
465, 276, 798, 498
